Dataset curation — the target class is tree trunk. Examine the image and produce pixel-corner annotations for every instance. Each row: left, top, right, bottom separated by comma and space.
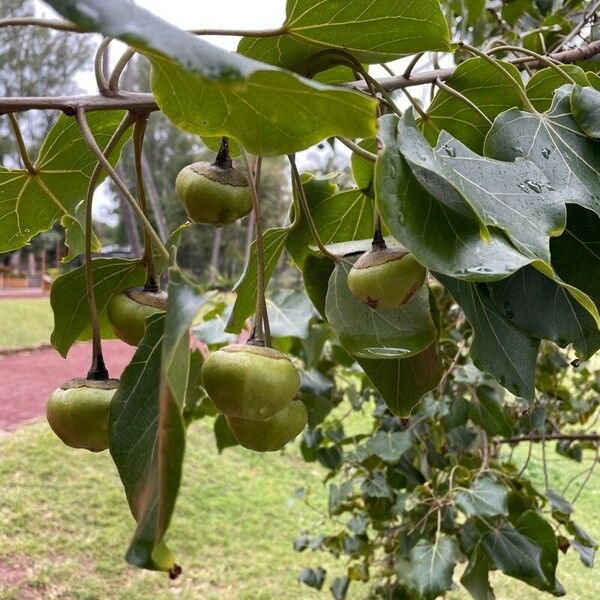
208, 228, 223, 285
141, 150, 170, 242
243, 212, 256, 267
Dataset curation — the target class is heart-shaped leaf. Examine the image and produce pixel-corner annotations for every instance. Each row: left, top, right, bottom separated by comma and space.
526, 65, 590, 112
45, 0, 377, 156
325, 258, 437, 359
485, 85, 600, 219
410, 536, 460, 600
422, 57, 525, 153
50, 258, 145, 357
571, 84, 600, 138
489, 265, 600, 359
436, 274, 539, 400
239, 0, 450, 73
357, 344, 443, 417
400, 112, 565, 264
456, 476, 508, 517
0, 111, 129, 254
376, 115, 530, 281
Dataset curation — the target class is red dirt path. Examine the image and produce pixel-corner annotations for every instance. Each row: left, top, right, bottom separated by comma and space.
0, 341, 135, 430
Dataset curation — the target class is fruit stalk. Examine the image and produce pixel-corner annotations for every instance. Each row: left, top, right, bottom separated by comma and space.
83, 110, 137, 379
241, 151, 271, 346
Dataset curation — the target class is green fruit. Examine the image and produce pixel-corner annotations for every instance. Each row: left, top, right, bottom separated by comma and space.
347, 247, 426, 310
226, 400, 308, 452
201, 344, 300, 420
46, 378, 119, 452
107, 287, 167, 346
175, 161, 252, 226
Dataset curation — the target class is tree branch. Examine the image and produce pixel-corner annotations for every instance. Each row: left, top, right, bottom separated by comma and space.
498, 433, 600, 444
0, 41, 599, 115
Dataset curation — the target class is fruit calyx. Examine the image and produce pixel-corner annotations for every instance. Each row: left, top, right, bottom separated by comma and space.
60, 378, 120, 391
347, 240, 426, 310
122, 286, 168, 310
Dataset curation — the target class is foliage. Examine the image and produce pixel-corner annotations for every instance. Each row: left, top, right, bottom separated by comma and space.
2, 0, 600, 598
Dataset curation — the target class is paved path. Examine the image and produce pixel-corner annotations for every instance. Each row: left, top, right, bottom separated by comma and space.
0, 341, 135, 430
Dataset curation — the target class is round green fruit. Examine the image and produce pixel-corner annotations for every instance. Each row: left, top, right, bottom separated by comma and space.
46, 378, 119, 452
226, 400, 308, 452
175, 161, 252, 227
107, 287, 167, 346
347, 247, 426, 310
201, 344, 300, 420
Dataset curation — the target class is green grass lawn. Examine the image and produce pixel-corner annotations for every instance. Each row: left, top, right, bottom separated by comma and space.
0, 298, 53, 349
0, 418, 598, 600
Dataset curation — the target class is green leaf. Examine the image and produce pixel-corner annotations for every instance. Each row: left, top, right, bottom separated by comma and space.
239, 0, 450, 72
193, 305, 237, 347
109, 313, 181, 572
50, 258, 145, 357
357, 344, 444, 417
364, 431, 412, 462
226, 227, 290, 333
422, 57, 525, 153
469, 385, 512, 438
109, 268, 212, 573
330, 576, 350, 600
515, 511, 563, 594
266, 289, 317, 339
163, 268, 212, 408
286, 175, 374, 270
457, 476, 508, 517
410, 536, 461, 600
298, 567, 327, 590
214, 414, 239, 453
545, 490, 573, 517
571, 84, 600, 138
461, 543, 495, 600
436, 275, 540, 400
376, 115, 530, 281
351, 138, 378, 193
46, 0, 376, 157
0, 111, 129, 253
489, 265, 600, 360
527, 66, 590, 112
481, 523, 548, 588
551, 205, 600, 316
401, 112, 565, 264
485, 85, 600, 220
325, 258, 437, 359
301, 254, 336, 317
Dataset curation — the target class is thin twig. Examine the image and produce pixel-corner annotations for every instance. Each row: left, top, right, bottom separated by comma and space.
337, 137, 377, 162
550, 0, 600, 52
487, 45, 577, 84
572, 444, 600, 504
83, 112, 136, 379
402, 52, 425, 79
7, 114, 35, 174
288, 155, 337, 261
75, 108, 170, 261
459, 42, 536, 112
109, 48, 137, 92
434, 77, 493, 125
241, 151, 271, 346
498, 433, 600, 444
94, 37, 112, 94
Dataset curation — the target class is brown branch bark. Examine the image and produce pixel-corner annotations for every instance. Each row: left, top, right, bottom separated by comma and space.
1, 41, 599, 115
498, 433, 600, 444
